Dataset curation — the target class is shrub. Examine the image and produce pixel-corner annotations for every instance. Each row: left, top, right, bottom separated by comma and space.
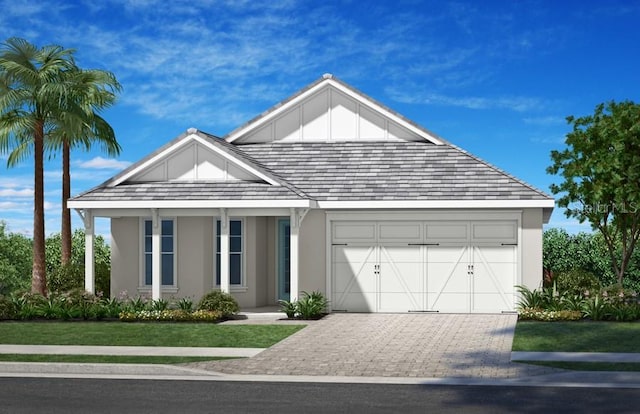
278, 299, 297, 318
516, 285, 556, 310
555, 269, 601, 296
295, 291, 329, 319
518, 308, 583, 321
119, 309, 222, 322
0, 295, 16, 320
176, 297, 194, 311
197, 290, 239, 316
48, 263, 84, 293
149, 298, 169, 311
582, 295, 610, 321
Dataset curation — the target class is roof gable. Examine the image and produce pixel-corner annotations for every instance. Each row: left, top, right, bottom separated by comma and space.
225, 74, 444, 145
106, 129, 281, 187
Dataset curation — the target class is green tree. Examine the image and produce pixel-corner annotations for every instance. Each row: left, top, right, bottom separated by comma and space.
0, 221, 32, 295
548, 100, 640, 286
48, 67, 121, 265
45, 229, 111, 295
0, 38, 76, 295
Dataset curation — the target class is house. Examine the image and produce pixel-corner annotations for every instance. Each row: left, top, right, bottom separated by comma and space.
68, 74, 554, 313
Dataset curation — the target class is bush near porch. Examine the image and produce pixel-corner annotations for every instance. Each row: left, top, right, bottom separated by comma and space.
0, 289, 239, 323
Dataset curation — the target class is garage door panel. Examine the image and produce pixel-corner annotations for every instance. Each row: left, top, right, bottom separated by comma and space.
426, 246, 467, 262
471, 221, 517, 244
378, 222, 421, 242
331, 220, 520, 314
333, 263, 377, 292
380, 245, 422, 263
474, 246, 517, 262
333, 222, 376, 243
474, 264, 516, 291
335, 292, 376, 312
333, 245, 375, 263
429, 293, 469, 313
427, 264, 468, 292
379, 292, 422, 312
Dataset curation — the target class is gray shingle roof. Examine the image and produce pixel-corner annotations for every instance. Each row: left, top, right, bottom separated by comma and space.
237, 141, 551, 201
72, 181, 305, 201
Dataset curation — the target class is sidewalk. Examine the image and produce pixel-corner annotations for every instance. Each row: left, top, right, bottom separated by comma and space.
0, 344, 264, 358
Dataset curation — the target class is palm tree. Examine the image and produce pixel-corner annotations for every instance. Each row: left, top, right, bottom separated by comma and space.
49, 68, 121, 265
0, 37, 78, 295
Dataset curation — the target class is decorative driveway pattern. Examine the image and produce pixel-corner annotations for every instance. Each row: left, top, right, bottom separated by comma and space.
190, 313, 557, 378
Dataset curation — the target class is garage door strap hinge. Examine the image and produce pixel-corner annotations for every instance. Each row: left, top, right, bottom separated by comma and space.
332, 243, 348, 246
501, 243, 518, 246
407, 243, 440, 246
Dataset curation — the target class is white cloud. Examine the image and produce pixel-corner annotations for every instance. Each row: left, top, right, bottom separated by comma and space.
0, 188, 32, 197
76, 157, 132, 170
386, 87, 546, 113
523, 116, 567, 126
0, 201, 30, 211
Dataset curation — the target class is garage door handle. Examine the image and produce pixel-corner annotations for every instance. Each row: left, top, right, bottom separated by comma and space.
408, 243, 440, 246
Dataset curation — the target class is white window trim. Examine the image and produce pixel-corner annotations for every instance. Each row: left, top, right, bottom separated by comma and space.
215, 217, 246, 290
138, 217, 178, 292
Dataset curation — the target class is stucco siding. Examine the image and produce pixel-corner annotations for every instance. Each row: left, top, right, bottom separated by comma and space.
299, 210, 327, 295
521, 208, 544, 290
110, 217, 140, 298
176, 217, 213, 301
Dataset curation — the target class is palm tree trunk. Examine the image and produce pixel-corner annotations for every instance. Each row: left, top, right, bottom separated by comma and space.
61, 140, 72, 265
32, 119, 47, 296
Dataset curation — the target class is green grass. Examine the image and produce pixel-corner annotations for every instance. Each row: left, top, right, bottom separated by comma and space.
513, 321, 640, 352
0, 354, 234, 364
520, 361, 640, 372
0, 322, 305, 348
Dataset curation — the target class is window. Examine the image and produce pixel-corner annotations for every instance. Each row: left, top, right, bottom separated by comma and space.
216, 219, 243, 286
143, 219, 175, 286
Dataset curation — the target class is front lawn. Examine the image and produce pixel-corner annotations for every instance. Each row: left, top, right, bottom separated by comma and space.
513, 321, 640, 353
0, 322, 305, 348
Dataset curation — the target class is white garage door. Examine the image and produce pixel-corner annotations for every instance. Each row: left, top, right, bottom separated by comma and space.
331, 221, 518, 313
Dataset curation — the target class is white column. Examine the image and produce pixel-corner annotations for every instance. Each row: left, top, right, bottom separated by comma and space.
289, 208, 300, 302
83, 210, 95, 294
151, 209, 161, 300
219, 208, 230, 293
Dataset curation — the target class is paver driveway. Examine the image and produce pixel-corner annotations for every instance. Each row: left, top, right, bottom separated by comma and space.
190, 313, 555, 378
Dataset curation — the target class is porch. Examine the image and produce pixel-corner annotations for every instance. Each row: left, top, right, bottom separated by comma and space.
76, 207, 315, 306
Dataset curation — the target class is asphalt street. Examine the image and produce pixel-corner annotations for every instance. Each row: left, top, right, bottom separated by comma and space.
1, 378, 639, 414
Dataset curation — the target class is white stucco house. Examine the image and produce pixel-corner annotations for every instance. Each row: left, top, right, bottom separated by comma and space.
68, 74, 554, 313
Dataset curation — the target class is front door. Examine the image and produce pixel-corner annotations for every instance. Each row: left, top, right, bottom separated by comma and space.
277, 218, 291, 301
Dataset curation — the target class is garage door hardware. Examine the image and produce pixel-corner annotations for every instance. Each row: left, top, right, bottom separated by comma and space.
332, 243, 348, 246
501, 243, 517, 246
407, 243, 440, 246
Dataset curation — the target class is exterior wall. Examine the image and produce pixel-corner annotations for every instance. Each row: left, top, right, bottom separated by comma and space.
176, 217, 213, 301
109, 208, 544, 309
298, 210, 327, 295
521, 208, 544, 290
110, 217, 141, 298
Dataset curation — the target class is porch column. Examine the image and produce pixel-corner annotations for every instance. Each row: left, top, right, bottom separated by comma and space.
219, 208, 230, 293
83, 209, 95, 294
151, 208, 161, 300
289, 208, 300, 302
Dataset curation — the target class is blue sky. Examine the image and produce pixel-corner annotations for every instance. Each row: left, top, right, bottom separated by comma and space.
1, 0, 639, 240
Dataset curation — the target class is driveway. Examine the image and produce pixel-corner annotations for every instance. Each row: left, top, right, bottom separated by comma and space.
190, 313, 556, 378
